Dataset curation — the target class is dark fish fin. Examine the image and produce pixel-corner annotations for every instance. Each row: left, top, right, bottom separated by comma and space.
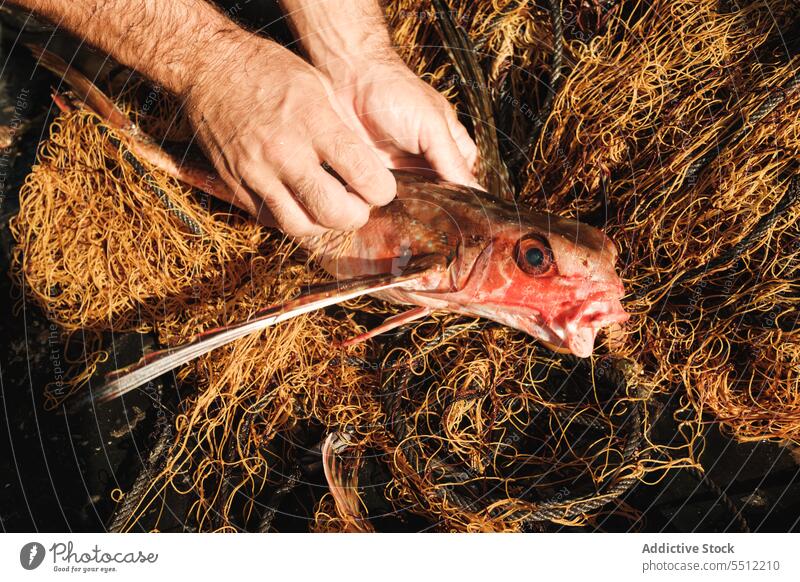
339, 306, 432, 347
27, 43, 136, 132
70, 259, 445, 409
30, 44, 238, 205
432, 0, 513, 200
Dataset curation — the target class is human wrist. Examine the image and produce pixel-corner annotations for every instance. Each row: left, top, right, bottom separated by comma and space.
182, 29, 285, 104
169, 21, 269, 100
308, 25, 395, 75
316, 41, 404, 87
279, 0, 398, 83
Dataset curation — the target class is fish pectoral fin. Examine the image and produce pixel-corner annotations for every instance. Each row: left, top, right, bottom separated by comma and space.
339, 306, 432, 348
69, 266, 436, 411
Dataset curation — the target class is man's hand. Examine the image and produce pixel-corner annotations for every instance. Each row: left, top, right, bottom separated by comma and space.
323, 54, 480, 187
10, 0, 398, 238
12, 0, 478, 237
281, 0, 480, 187
184, 33, 395, 237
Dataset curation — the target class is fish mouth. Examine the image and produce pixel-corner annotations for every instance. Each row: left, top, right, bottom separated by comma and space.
544, 297, 629, 357
460, 294, 628, 358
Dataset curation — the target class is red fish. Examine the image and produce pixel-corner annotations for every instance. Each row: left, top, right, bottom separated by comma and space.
312, 171, 628, 357
30, 47, 628, 404
88, 173, 627, 402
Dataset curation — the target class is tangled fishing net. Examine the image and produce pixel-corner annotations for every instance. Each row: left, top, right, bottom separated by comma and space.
9, 0, 800, 531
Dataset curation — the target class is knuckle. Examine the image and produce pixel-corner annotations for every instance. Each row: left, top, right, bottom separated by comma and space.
346, 156, 374, 183
263, 194, 290, 222
292, 176, 326, 206
259, 140, 283, 161
231, 150, 262, 179
261, 194, 288, 225
290, 176, 354, 229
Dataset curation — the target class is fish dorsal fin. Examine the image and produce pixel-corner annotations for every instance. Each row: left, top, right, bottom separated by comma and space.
432, 0, 513, 200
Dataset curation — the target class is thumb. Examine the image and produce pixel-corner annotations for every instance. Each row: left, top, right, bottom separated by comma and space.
445, 109, 479, 173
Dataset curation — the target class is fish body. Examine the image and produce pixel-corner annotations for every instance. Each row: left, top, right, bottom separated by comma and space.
32, 44, 627, 358
311, 171, 628, 357
92, 171, 627, 403
31, 46, 628, 403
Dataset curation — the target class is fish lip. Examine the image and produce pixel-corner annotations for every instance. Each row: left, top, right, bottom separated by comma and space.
421, 296, 628, 358
545, 297, 629, 356
573, 297, 629, 327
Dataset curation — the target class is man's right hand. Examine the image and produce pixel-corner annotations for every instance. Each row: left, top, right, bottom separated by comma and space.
12, 0, 399, 238
183, 32, 396, 237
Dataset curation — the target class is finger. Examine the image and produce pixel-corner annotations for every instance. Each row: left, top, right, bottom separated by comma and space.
281, 159, 372, 231
225, 165, 329, 237
421, 120, 481, 188
445, 110, 479, 172
257, 179, 331, 237
314, 132, 396, 207
204, 164, 280, 227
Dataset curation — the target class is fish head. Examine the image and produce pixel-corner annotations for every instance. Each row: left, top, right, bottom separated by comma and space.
444, 211, 629, 357
309, 172, 629, 358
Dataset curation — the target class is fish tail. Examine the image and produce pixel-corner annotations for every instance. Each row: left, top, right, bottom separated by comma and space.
321, 433, 373, 532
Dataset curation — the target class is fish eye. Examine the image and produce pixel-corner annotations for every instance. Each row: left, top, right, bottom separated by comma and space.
515, 234, 554, 275
525, 247, 544, 266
